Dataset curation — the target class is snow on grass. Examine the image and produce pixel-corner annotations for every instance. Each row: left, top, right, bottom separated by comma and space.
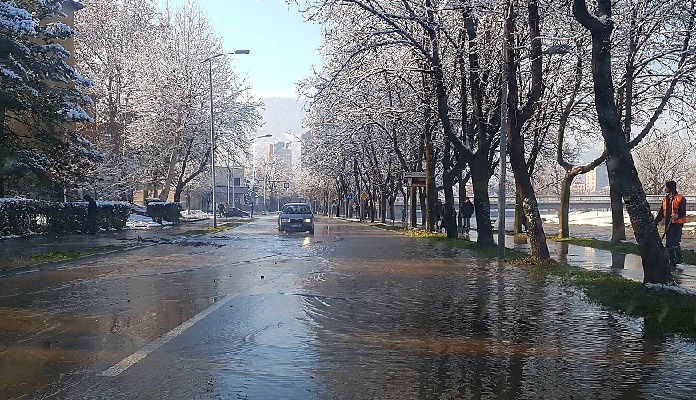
180, 209, 212, 222
541, 210, 696, 231
645, 283, 696, 296
126, 214, 171, 229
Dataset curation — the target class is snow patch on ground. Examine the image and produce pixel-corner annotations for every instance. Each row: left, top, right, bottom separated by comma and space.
541, 210, 696, 232
180, 209, 212, 221
126, 214, 172, 229
645, 283, 696, 296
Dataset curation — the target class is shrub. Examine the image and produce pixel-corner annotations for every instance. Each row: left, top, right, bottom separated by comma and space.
146, 201, 181, 224
0, 198, 129, 236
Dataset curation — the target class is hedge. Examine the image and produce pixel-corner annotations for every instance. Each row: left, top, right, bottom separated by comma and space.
146, 201, 181, 224
0, 198, 129, 236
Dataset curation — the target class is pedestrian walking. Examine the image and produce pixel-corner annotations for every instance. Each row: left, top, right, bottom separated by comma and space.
434, 199, 443, 231
218, 203, 226, 218
83, 194, 98, 234
460, 197, 474, 233
655, 180, 687, 268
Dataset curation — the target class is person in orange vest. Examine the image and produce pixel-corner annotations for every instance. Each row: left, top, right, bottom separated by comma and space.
655, 180, 687, 268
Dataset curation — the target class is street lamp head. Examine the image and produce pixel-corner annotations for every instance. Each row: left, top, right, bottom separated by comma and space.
203, 50, 250, 63
542, 44, 572, 55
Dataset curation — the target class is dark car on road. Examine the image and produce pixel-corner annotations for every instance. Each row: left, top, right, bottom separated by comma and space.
278, 203, 314, 234
225, 207, 250, 217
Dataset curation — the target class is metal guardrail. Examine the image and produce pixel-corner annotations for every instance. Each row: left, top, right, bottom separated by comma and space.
394, 195, 696, 211
488, 195, 696, 211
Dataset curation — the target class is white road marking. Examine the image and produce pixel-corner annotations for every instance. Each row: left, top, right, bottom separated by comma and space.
100, 293, 238, 377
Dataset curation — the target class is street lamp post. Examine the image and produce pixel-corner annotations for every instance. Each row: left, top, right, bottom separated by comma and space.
203, 49, 249, 228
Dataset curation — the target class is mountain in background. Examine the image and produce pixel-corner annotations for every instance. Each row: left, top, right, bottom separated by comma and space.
258, 97, 309, 166
259, 97, 308, 140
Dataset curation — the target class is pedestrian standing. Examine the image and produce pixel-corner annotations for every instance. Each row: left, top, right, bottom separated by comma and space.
84, 194, 98, 234
434, 199, 443, 231
460, 197, 475, 233
218, 203, 226, 218
655, 180, 687, 268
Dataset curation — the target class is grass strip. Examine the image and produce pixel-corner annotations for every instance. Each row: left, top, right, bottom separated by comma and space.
0, 220, 252, 271
0, 245, 127, 271
371, 222, 696, 341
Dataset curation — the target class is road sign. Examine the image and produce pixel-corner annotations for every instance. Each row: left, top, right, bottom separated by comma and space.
403, 171, 426, 187
361, 192, 368, 200
346, 193, 354, 199
283, 182, 290, 189
234, 198, 240, 204
403, 171, 426, 178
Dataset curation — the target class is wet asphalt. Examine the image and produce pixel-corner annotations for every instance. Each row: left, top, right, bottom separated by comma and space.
3, 215, 695, 289
0, 216, 695, 399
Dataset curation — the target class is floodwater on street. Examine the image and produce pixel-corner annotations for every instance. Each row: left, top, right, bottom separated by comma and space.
1, 216, 696, 399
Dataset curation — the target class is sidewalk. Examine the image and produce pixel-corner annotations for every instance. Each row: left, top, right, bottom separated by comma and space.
0, 217, 232, 269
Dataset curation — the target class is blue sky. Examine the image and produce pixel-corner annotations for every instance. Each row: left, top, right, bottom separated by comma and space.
181, 0, 323, 99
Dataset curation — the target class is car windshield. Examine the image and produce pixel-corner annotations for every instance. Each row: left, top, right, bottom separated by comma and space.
282, 205, 311, 214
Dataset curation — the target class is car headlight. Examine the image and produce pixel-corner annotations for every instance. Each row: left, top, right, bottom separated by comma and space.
304, 218, 312, 223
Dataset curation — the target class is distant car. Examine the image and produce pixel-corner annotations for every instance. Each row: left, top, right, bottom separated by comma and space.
226, 207, 250, 217
278, 203, 314, 234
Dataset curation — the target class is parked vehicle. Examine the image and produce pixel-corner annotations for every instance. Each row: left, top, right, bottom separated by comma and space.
226, 207, 250, 217
278, 203, 314, 234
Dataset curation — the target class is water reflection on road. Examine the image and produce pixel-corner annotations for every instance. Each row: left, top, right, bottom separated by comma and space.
1, 216, 696, 399
302, 219, 696, 399
505, 233, 696, 289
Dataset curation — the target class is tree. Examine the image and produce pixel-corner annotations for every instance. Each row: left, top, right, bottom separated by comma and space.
602, 0, 696, 242
502, 0, 550, 260
303, 0, 504, 244
634, 135, 696, 195
298, 9, 432, 227
74, 0, 159, 200
0, 0, 95, 198
573, 0, 673, 284
79, 1, 262, 203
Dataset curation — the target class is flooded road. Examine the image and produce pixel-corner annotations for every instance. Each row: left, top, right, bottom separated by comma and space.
1, 216, 696, 399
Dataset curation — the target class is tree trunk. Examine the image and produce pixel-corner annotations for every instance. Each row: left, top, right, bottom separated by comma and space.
425, 130, 436, 232
458, 172, 465, 229
174, 181, 185, 203
509, 125, 550, 261
442, 180, 456, 238
159, 142, 180, 202
471, 159, 494, 246
389, 196, 395, 222
381, 188, 387, 223
573, 0, 672, 284
559, 173, 574, 238
503, 0, 549, 261
410, 186, 418, 227
419, 188, 427, 226
353, 160, 361, 221
514, 191, 526, 234
608, 167, 626, 242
